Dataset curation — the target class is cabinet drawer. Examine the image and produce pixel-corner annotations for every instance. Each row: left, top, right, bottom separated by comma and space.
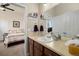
44, 47, 60, 56
34, 41, 43, 51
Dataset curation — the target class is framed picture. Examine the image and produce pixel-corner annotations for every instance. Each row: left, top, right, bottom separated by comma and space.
13, 21, 20, 28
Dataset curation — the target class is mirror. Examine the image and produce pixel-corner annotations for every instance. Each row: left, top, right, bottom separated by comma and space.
43, 3, 79, 38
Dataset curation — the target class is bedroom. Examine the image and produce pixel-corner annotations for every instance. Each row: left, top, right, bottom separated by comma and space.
0, 3, 25, 56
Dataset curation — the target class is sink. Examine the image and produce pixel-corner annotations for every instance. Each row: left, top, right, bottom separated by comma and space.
38, 34, 54, 43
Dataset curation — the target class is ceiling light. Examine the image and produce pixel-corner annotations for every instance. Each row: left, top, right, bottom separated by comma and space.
43, 4, 47, 6
0, 7, 4, 10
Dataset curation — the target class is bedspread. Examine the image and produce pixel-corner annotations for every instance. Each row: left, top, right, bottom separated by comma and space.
4, 33, 25, 44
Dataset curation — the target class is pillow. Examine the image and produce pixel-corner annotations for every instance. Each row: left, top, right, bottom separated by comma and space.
8, 30, 16, 33
16, 30, 22, 33
8, 29, 24, 33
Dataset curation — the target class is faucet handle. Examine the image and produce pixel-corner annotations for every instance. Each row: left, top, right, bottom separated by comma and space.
58, 34, 61, 39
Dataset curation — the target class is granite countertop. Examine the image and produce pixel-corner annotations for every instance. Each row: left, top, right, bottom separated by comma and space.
28, 32, 73, 56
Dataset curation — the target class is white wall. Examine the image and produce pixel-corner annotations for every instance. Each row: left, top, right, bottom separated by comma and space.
24, 4, 40, 55
43, 3, 79, 17
42, 3, 59, 13
0, 10, 24, 40
27, 4, 55, 34
27, 4, 40, 33
54, 3, 79, 16
51, 11, 79, 36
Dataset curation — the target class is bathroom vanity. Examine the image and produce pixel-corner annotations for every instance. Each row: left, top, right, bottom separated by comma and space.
28, 32, 72, 56
28, 37, 60, 56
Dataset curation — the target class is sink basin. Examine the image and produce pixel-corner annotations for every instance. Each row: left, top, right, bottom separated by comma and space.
38, 34, 54, 43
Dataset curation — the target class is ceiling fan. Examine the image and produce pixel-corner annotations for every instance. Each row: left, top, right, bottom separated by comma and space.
0, 3, 15, 11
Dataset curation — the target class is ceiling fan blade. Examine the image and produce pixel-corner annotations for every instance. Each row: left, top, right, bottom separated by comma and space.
1, 3, 10, 7
4, 3, 10, 6
2, 7, 14, 11
0, 3, 14, 11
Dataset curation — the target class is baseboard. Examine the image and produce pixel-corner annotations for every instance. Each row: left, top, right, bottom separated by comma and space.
0, 40, 3, 42
7, 40, 24, 47
0, 37, 3, 42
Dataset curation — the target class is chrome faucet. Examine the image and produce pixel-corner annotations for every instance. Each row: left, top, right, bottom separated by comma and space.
51, 32, 61, 40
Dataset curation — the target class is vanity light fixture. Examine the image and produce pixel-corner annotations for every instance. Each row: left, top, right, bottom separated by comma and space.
40, 14, 46, 20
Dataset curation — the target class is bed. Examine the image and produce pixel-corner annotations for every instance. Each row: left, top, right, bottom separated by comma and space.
3, 29, 25, 47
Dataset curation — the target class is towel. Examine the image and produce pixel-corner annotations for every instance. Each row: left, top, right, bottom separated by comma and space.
65, 39, 79, 46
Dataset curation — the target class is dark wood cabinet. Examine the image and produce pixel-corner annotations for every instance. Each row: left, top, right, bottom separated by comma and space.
34, 41, 43, 51
44, 47, 60, 56
34, 47, 43, 56
28, 37, 60, 56
28, 38, 34, 56
34, 41, 43, 56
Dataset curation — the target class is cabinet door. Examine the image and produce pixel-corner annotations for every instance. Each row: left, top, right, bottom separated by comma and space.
44, 47, 60, 56
28, 38, 34, 56
34, 41, 43, 51
34, 41, 43, 56
29, 44, 33, 56
34, 47, 43, 56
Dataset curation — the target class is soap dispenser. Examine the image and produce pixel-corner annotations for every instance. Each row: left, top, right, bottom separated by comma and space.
40, 25, 44, 32
33, 24, 39, 32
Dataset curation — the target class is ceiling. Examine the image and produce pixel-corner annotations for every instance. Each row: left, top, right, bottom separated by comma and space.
0, 3, 26, 14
